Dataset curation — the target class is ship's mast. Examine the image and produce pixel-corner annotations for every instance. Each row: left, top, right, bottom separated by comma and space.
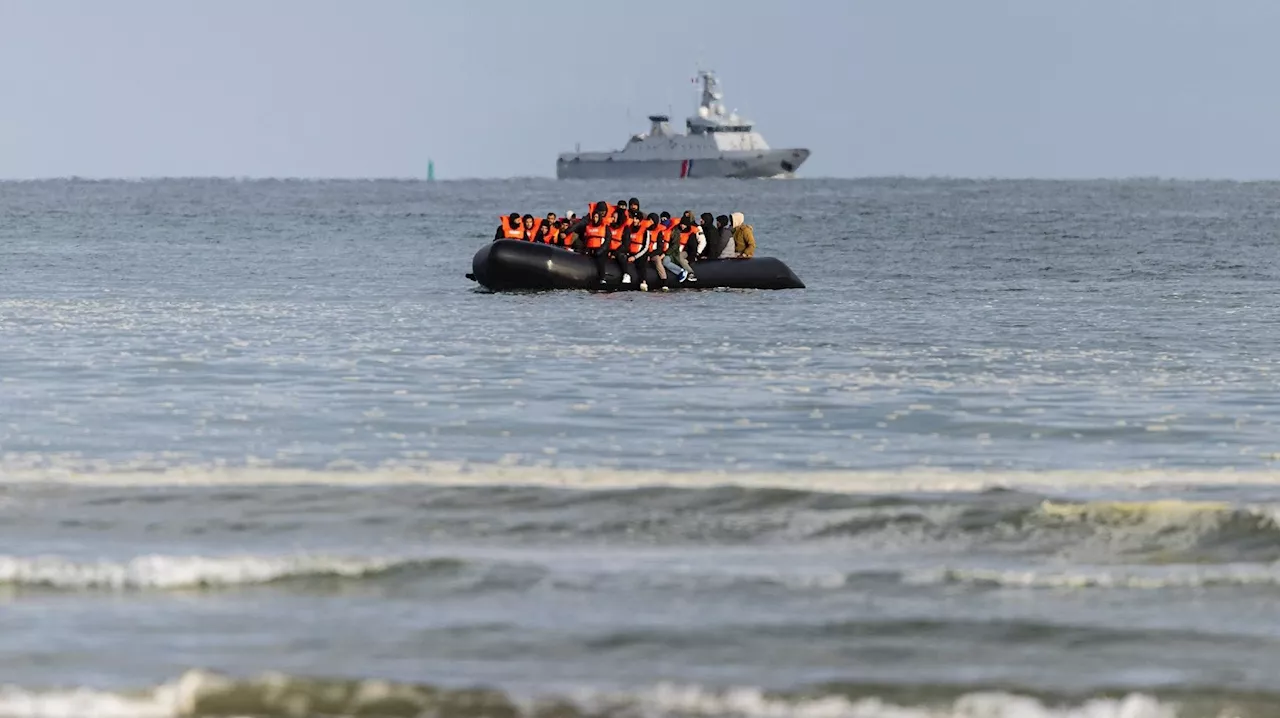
697, 69, 725, 118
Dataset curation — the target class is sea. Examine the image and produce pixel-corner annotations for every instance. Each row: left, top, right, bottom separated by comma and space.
1, 177, 1279, 718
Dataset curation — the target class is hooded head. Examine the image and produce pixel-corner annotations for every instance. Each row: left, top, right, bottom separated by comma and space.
731, 212, 745, 228
700, 212, 714, 226
646, 212, 659, 224
715, 214, 729, 228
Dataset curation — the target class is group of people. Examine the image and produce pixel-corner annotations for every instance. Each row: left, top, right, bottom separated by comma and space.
494, 197, 757, 290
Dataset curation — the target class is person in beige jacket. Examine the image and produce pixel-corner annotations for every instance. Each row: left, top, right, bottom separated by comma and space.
730, 212, 756, 258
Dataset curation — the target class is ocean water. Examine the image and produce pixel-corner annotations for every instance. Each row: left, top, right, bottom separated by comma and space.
1, 177, 1279, 718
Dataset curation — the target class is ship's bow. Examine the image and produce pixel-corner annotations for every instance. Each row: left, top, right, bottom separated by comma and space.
775, 148, 810, 177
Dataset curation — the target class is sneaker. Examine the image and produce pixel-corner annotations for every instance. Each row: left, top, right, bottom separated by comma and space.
660, 286, 670, 292
688, 275, 698, 282
622, 274, 632, 284
639, 281, 648, 292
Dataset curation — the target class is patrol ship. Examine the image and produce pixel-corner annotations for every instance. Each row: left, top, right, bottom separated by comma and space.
556, 70, 810, 180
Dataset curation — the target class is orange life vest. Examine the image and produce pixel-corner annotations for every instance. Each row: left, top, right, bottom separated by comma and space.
650, 223, 671, 255
607, 223, 626, 252
583, 220, 607, 249
520, 218, 542, 241
500, 216, 524, 239
542, 224, 560, 244
627, 221, 650, 254
676, 226, 697, 249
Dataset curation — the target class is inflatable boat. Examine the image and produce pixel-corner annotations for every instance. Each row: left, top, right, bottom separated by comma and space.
466, 240, 805, 292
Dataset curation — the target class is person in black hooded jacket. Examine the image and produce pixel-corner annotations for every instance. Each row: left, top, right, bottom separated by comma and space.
702, 214, 733, 259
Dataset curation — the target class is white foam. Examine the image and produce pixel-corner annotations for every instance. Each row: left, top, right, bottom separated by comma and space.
0, 685, 174, 718
905, 563, 1280, 590
0, 672, 1181, 718
581, 685, 1179, 718
3, 456, 1280, 495
0, 554, 403, 590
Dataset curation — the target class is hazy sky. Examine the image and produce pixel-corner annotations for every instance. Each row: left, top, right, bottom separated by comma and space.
3, 0, 1280, 179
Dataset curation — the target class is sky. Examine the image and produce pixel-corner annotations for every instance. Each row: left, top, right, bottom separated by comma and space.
3, 0, 1280, 180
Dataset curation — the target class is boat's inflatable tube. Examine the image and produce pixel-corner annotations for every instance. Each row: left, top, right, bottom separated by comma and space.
467, 240, 805, 291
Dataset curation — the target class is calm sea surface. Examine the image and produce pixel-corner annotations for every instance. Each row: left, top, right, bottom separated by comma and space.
1, 178, 1279, 717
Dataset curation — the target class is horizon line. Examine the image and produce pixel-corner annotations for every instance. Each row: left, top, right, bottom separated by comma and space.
2, 174, 1280, 183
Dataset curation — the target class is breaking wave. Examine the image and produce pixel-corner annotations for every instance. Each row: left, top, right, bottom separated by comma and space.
0, 669, 1272, 718
0, 554, 490, 591
5, 456, 1280, 494
3, 548, 1279, 595
904, 564, 1280, 590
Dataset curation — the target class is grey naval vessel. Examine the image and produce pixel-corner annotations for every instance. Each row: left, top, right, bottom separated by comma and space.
556, 70, 810, 180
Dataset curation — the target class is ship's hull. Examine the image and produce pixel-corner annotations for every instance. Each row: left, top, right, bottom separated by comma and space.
556, 149, 810, 180
467, 240, 805, 292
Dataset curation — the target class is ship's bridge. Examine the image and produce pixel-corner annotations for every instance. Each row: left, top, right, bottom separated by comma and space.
687, 111, 769, 151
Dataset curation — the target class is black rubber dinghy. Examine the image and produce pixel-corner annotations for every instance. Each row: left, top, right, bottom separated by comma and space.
467, 240, 805, 291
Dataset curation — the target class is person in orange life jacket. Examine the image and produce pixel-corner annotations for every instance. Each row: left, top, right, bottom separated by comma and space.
580, 207, 613, 283
674, 210, 707, 259
605, 209, 635, 285
644, 211, 671, 290
620, 210, 652, 290
495, 212, 523, 241
653, 212, 680, 281
542, 211, 558, 241
558, 211, 579, 250
519, 214, 539, 241
534, 212, 558, 244
554, 215, 572, 247
668, 214, 699, 282
564, 207, 597, 253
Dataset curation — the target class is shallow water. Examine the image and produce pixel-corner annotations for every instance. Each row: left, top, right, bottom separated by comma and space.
1, 178, 1279, 717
